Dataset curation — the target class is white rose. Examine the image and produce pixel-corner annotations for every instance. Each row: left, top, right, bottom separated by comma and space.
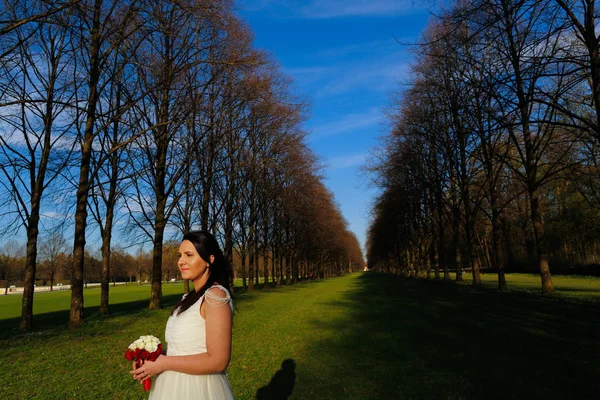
146, 341, 157, 352
128, 335, 161, 352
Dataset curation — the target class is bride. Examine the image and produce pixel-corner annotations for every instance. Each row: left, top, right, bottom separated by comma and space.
131, 231, 235, 399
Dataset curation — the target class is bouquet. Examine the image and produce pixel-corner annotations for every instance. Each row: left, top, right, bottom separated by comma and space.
125, 335, 162, 391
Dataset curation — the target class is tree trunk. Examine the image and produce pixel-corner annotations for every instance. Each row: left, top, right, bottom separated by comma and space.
100, 173, 117, 315
466, 229, 481, 286
254, 238, 260, 286
285, 251, 292, 285
272, 204, 279, 285
434, 166, 448, 280
4, 267, 9, 296
69, 0, 102, 329
21, 211, 40, 330
492, 206, 506, 290
460, 141, 481, 286
278, 250, 284, 285
248, 241, 255, 290
271, 250, 277, 285
241, 253, 247, 290
224, 179, 234, 289
425, 242, 432, 279
263, 251, 269, 286
200, 152, 213, 231
100, 232, 112, 316
502, 0, 554, 294
248, 182, 256, 290
453, 218, 463, 281
150, 220, 166, 309
530, 194, 554, 294
263, 204, 269, 285
70, 181, 89, 329
20, 34, 58, 328
433, 240, 440, 279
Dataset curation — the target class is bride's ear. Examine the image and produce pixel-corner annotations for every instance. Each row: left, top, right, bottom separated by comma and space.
209, 255, 215, 264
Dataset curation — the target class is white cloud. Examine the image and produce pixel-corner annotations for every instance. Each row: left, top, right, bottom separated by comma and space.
309, 108, 383, 139
236, 0, 275, 12
40, 211, 66, 220
285, 57, 410, 100
311, 39, 406, 59
239, 0, 423, 18
283, 65, 334, 87
279, 38, 414, 100
326, 153, 369, 170
324, 60, 409, 97
299, 0, 419, 18
284, 66, 331, 75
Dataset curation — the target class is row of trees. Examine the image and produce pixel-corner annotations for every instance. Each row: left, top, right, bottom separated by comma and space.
0, 232, 348, 294
367, 0, 600, 294
0, 237, 163, 292
0, 0, 364, 330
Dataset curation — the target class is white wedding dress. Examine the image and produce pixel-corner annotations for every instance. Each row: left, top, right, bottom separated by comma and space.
149, 285, 234, 400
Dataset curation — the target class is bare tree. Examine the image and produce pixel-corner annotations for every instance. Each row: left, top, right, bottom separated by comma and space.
0, 0, 80, 60
88, 13, 140, 315
0, 240, 25, 295
68, 0, 140, 327
0, 3, 77, 329
39, 230, 67, 290
472, 0, 572, 294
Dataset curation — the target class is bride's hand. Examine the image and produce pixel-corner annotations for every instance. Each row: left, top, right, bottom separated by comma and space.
131, 357, 167, 382
131, 360, 146, 383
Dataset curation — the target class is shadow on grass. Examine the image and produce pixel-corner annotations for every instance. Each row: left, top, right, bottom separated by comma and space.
256, 359, 296, 400
0, 293, 184, 340
302, 272, 600, 400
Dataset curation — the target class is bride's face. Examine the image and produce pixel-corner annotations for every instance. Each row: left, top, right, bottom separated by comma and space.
178, 240, 210, 284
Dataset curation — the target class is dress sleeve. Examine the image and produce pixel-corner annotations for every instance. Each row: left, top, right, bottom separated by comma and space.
204, 285, 232, 308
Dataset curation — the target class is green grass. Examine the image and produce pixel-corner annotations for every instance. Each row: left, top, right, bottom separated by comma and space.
451, 271, 600, 298
1, 273, 599, 399
0, 279, 266, 332
0, 283, 187, 336
0, 283, 185, 319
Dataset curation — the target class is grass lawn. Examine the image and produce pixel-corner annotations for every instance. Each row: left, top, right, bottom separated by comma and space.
0, 273, 599, 399
0, 283, 186, 323
0, 278, 264, 333
453, 271, 600, 299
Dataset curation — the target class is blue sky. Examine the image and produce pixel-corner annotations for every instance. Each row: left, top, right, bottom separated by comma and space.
0, 1, 434, 256
236, 0, 433, 253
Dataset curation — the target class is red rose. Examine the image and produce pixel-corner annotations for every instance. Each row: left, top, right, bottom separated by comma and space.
149, 344, 162, 361
125, 336, 162, 391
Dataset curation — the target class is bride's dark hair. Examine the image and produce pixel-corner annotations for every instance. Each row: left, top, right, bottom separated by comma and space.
172, 231, 232, 316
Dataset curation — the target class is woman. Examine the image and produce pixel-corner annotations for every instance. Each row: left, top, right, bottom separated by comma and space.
132, 231, 235, 399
